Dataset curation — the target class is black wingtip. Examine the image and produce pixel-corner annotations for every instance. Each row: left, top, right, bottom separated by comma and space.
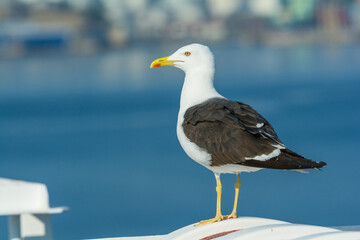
315, 161, 327, 169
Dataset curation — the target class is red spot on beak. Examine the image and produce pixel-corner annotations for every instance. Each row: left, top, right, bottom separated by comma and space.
153, 63, 161, 68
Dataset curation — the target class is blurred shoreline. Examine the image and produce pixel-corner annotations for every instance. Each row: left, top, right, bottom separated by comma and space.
1, 0, 360, 58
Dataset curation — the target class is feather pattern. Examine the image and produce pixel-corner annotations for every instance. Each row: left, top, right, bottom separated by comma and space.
182, 98, 326, 170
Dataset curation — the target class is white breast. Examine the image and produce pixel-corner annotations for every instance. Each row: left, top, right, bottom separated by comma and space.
176, 110, 212, 167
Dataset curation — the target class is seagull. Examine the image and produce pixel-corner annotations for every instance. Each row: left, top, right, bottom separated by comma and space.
150, 43, 326, 226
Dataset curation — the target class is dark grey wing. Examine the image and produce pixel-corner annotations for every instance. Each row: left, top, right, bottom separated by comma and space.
183, 98, 280, 166
183, 98, 326, 169
225, 100, 284, 146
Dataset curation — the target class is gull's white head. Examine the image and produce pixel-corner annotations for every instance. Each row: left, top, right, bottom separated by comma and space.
150, 43, 214, 74
151, 43, 222, 110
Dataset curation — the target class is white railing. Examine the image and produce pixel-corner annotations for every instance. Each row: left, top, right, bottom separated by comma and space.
0, 178, 67, 240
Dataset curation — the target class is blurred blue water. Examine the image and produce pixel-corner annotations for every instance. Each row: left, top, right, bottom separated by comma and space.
0, 45, 359, 239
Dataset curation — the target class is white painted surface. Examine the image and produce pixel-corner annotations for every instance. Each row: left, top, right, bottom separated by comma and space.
217, 223, 338, 240
0, 178, 50, 215
0, 178, 67, 215
162, 217, 289, 240
8, 215, 21, 240
0, 178, 67, 240
295, 231, 360, 240
93, 217, 360, 240
92, 237, 161, 240
21, 214, 52, 239
8, 214, 54, 240
333, 225, 360, 231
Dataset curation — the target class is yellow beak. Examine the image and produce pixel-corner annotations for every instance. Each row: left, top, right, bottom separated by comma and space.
150, 56, 183, 68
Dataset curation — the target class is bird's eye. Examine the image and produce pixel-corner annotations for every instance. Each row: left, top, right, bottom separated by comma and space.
185, 51, 191, 56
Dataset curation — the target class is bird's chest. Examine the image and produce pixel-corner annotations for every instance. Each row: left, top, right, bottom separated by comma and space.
176, 111, 212, 166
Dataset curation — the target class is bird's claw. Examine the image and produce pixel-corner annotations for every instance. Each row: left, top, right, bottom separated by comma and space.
195, 215, 225, 226
224, 212, 238, 220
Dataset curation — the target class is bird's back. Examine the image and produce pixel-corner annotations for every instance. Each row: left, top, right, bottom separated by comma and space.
181, 98, 326, 171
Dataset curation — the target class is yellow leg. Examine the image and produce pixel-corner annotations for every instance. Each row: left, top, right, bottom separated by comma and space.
225, 174, 241, 219
196, 174, 224, 226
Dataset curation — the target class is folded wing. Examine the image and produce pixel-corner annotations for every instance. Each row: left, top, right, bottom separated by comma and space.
182, 98, 326, 169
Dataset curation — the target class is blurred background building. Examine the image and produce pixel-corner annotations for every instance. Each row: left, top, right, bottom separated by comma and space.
1, 0, 360, 56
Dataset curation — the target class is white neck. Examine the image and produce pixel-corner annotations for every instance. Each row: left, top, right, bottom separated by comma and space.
179, 67, 223, 112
